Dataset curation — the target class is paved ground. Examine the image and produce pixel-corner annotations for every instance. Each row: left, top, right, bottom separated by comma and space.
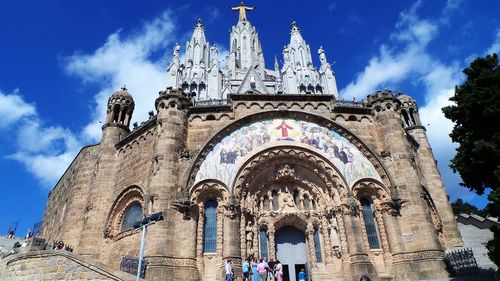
425, 269, 497, 281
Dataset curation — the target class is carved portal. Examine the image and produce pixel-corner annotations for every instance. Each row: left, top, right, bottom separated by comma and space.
190, 147, 396, 280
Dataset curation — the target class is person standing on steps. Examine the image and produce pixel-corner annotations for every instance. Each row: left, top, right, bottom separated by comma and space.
242, 258, 250, 281
298, 268, 306, 281
257, 258, 267, 281
225, 259, 234, 281
251, 257, 259, 281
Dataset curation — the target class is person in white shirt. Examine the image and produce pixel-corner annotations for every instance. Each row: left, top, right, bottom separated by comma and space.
225, 259, 234, 281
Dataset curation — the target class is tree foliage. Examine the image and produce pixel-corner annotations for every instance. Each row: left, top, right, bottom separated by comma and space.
451, 198, 486, 217
443, 53, 500, 267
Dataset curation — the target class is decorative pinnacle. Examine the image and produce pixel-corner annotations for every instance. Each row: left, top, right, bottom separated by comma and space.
196, 18, 203, 27
290, 21, 301, 33
121, 85, 127, 91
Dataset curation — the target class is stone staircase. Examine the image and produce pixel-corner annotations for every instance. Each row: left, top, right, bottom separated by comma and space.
0, 236, 24, 258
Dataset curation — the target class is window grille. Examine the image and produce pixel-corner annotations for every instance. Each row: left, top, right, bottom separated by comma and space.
204, 200, 218, 253
121, 203, 142, 231
314, 227, 323, 262
259, 228, 269, 258
361, 198, 381, 249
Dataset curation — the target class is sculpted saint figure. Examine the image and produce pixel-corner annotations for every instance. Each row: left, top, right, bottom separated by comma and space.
246, 221, 254, 253
280, 187, 296, 212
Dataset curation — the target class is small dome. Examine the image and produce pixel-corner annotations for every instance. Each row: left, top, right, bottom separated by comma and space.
397, 93, 415, 103
111, 86, 133, 99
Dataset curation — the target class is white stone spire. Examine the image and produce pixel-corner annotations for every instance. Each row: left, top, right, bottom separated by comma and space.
167, 9, 339, 100
318, 46, 339, 98
228, 21, 266, 78
166, 43, 181, 89
282, 21, 322, 94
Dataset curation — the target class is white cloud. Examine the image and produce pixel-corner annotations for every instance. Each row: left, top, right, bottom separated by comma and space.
0, 89, 36, 128
65, 9, 177, 142
341, 2, 436, 100
0, 89, 81, 187
1, 9, 179, 188
486, 29, 500, 55
339, 2, 483, 202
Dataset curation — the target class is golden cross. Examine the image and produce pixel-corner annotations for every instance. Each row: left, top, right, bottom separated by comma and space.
230, 2, 255, 21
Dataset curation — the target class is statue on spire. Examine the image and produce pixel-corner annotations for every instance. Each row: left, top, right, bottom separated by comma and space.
230, 2, 255, 22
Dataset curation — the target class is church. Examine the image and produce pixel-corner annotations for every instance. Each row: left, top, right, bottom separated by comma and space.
37, 3, 463, 281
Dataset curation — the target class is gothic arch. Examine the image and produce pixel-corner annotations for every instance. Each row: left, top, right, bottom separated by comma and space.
103, 185, 144, 241
190, 179, 229, 206
351, 179, 391, 201
182, 111, 394, 194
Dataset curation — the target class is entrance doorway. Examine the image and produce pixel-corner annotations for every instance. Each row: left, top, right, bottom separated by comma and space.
276, 226, 308, 281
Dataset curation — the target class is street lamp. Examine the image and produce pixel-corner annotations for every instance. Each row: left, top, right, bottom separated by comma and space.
133, 211, 164, 281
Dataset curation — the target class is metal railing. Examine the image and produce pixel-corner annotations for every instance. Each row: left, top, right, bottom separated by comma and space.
444, 248, 479, 276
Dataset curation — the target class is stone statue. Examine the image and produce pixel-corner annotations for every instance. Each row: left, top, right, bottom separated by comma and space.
318, 46, 327, 65
280, 187, 296, 212
230, 2, 255, 22
210, 46, 219, 67
282, 46, 290, 65
329, 216, 342, 258
246, 221, 254, 254
173, 43, 180, 61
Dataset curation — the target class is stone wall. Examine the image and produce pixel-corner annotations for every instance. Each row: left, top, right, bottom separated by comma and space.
0, 250, 136, 281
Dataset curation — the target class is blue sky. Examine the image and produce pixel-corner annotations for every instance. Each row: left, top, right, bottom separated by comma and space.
0, 0, 499, 236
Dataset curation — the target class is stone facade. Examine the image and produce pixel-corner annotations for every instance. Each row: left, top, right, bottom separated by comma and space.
36, 5, 463, 281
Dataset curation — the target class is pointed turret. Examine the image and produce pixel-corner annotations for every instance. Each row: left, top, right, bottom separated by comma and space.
178, 19, 212, 100
166, 43, 181, 89
317, 46, 339, 98
228, 5, 265, 80
282, 21, 322, 94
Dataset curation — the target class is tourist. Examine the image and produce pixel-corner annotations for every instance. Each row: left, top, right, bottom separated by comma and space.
360, 275, 371, 281
298, 268, 306, 281
242, 258, 250, 281
225, 259, 234, 281
267, 258, 275, 281
257, 258, 267, 281
251, 257, 259, 281
7, 230, 14, 239
274, 260, 283, 281
263, 258, 269, 279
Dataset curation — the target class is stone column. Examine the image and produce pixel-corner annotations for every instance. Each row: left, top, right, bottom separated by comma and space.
196, 205, 205, 272
223, 210, 241, 279
305, 224, 318, 270
321, 220, 333, 264
342, 211, 377, 280
240, 214, 247, 260
268, 226, 276, 260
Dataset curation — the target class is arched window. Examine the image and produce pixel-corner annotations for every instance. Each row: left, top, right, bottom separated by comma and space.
112, 104, 120, 123
121, 203, 142, 231
259, 228, 268, 258
303, 195, 310, 210
272, 190, 279, 211
360, 198, 381, 249
204, 200, 218, 253
313, 227, 323, 262
401, 110, 410, 127
409, 108, 417, 125
293, 190, 300, 208
263, 196, 270, 210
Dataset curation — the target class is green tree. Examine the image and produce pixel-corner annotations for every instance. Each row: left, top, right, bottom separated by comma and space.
443, 53, 500, 267
450, 198, 486, 217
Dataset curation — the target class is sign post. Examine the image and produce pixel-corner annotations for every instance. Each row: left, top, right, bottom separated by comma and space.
133, 212, 164, 281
